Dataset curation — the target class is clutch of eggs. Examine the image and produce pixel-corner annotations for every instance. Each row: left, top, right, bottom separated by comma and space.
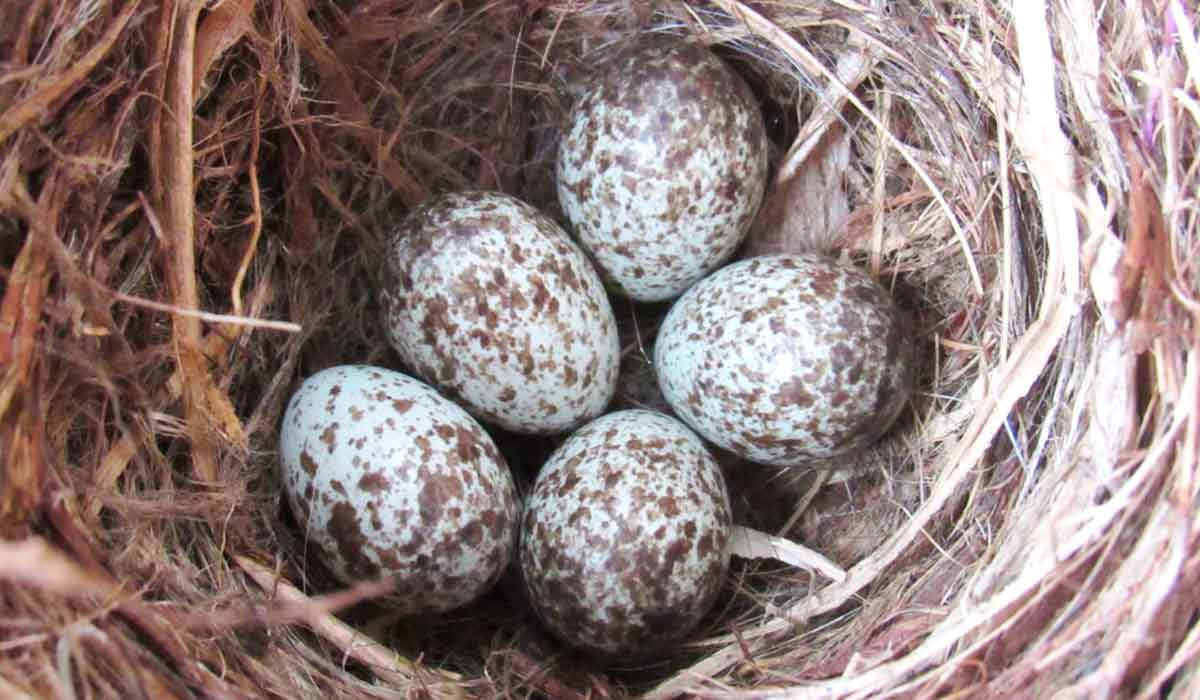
557, 40, 769, 302
381, 191, 621, 435
278, 365, 519, 615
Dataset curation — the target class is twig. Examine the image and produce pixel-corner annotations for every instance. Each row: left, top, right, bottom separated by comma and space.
0, 537, 116, 597
183, 570, 399, 633
159, 0, 218, 483
775, 471, 829, 537
85, 431, 139, 521
727, 525, 847, 583
114, 292, 302, 332
0, 176, 60, 526
234, 556, 466, 698
230, 74, 266, 318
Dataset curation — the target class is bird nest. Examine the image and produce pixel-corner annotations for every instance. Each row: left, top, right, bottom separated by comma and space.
2, 1, 1197, 698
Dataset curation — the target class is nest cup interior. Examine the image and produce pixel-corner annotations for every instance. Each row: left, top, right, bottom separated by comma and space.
3, 1, 1198, 699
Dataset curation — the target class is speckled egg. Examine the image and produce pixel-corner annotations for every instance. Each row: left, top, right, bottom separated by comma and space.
556, 41, 769, 302
381, 191, 620, 435
278, 365, 519, 614
520, 410, 732, 658
655, 254, 915, 465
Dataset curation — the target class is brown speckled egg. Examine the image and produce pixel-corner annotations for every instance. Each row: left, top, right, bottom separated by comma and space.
278, 365, 518, 614
556, 41, 769, 302
382, 191, 620, 435
655, 254, 915, 465
520, 410, 732, 658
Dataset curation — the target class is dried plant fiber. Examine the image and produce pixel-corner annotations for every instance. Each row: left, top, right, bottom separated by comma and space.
1, 1, 1197, 698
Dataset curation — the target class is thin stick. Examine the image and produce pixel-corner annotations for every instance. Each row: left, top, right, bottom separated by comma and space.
727, 525, 847, 583
234, 556, 466, 698
160, 0, 218, 482
231, 74, 266, 318
869, 88, 891, 275
775, 471, 828, 537
114, 292, 301, 332
0, 538, 117, 598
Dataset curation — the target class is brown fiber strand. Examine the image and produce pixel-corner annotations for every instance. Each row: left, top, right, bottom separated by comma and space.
159, 0, 219, 483
0, 177, 62, 532
0, 1, 137, 145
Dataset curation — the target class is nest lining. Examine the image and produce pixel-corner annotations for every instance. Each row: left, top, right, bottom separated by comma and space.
1, 1, 1197, 699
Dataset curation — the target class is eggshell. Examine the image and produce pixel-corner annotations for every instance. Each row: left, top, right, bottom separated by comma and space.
556, 41, 769, 302
655, 254, 915, 465
278, 365, 518, 614
381, 191, 620, 435
519, 410, 732, 658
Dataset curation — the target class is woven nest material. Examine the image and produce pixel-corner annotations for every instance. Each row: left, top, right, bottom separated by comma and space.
2, 1, 1197, 698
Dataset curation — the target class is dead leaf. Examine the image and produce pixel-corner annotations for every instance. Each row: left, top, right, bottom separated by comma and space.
744, 124, 852, 257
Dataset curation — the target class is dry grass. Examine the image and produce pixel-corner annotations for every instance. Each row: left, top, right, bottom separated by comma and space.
1, 0, 1197, 698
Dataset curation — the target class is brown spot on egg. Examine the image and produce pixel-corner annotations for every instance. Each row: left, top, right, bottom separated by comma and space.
418, 471, 457, 523
510, 287, 528, 311
398, 529, 426, 556
658, 496, 681, 518
455, 425, 480, 462
774, 377, 815, 409
328, 501, 377, 578
518, 350, 536, 377
299, 450, 318, 476
320, 423, 338, 453
358, 472, 389, 493
366, 503, 384, 532
420, 296, 456, 344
